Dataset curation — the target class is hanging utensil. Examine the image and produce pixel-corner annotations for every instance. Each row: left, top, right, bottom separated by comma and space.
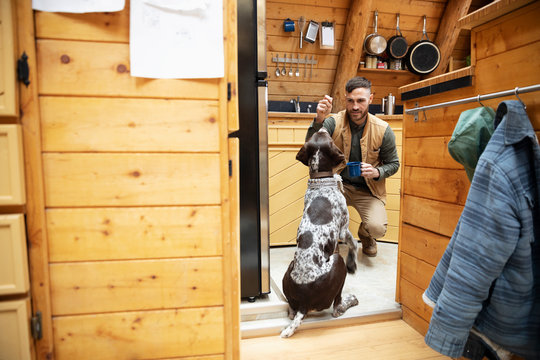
310, 55, 313, 78
275, 53, 280, 77
304, 55, 307, 78
405, 15, 440, 75
299, 16, 305, 49
289, 54, 293, 76
281, 53, 287, 76
386, 14, 408, 59
295, 55, 300, 76
364, 11, 387, 56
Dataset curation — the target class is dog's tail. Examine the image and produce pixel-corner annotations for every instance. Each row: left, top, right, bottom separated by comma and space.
280, 311, 306, 338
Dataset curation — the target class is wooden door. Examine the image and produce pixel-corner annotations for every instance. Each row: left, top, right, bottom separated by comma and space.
16, 1, 240, 359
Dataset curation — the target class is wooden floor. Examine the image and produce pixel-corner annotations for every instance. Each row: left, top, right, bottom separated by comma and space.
241, 320, 450, 359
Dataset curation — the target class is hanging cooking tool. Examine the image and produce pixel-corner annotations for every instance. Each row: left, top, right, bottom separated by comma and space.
275, 53, 280, 77
364, 11, 387, 56
299, 16, 305, 49
281, 53, 287, 76
386, 14, 408, 59
288, 54, 293, 76
295, 55, 300, 76
405, 15, 440, 75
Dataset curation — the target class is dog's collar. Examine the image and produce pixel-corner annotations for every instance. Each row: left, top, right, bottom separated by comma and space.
307, 174, 344, 193
309, 171, 334, 179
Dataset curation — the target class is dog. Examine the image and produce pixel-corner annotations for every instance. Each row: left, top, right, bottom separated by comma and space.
280, 128, 359, 338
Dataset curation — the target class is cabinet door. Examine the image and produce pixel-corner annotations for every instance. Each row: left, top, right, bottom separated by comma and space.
0, 214, 30, 295
0, 0, 17, 117
0, 125, 26, 205
0, 298, 33, 360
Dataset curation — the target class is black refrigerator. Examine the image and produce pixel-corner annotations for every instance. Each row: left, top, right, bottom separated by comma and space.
234, 0, 270, 300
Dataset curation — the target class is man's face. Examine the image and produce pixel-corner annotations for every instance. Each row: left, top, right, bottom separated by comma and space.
345, 87, 373, 125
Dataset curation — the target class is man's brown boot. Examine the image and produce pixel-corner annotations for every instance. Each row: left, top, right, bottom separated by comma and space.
361, 236, 377, 257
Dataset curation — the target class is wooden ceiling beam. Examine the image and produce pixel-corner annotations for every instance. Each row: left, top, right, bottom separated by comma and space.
428, 0, 473, 78
330, 0, 373, 112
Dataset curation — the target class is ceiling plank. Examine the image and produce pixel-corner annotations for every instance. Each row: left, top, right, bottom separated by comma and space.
330, 0, 373, 112
428, 0, 473, 78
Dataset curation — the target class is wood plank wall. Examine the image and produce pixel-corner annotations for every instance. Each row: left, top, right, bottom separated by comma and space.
26, 3, 238, 359
398, 2, 540, 335
265, 0, 490, 107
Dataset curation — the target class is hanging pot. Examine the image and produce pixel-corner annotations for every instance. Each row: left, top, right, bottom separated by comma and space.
386, 14, 408, 59
364, 11, 387, 56
405, 15, 440, 75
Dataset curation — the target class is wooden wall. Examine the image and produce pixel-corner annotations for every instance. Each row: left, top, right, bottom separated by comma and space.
19, 1, 240, 359
397, 1, 540, 335
265, 0, 490, 107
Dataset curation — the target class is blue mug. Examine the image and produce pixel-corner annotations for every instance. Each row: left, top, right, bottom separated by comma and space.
347, 162, 362, 177
283, 18, 295, 32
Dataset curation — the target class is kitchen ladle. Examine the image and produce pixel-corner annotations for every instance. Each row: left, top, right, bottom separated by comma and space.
275, 54, 280, 77
295, 55, 300, 76
281, 54, 287, 76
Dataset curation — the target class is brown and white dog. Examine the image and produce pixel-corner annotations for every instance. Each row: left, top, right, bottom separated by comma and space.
280, 128, 359, 338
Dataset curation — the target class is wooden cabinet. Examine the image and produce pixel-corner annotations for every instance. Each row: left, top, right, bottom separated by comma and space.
0, 0, 18, 117
0, 214, 30, 295
0, 125, 26, 205
0, 299, 33, 360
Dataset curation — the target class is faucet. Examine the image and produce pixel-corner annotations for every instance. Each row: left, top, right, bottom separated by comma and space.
307, 104, 312, 113
290, 96, 301, 113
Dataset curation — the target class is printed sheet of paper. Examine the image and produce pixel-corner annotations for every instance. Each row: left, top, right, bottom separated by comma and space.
130, 0, 224, 79
32, 0, 125, 13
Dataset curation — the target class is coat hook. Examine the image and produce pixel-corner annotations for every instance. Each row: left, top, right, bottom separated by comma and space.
477, 94, 485, 107
514, 87, 526, 109
422, 110, 428, 122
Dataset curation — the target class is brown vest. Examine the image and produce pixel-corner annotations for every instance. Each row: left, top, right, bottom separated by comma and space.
331, 110, 389, 204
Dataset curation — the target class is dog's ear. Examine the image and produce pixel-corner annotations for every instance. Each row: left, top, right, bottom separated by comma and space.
296, 143, 311, 166
329, 142, 345, 168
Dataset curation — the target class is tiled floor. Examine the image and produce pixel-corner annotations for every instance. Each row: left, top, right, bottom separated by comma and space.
270, 241, 400, 316
241, 241, 401, 335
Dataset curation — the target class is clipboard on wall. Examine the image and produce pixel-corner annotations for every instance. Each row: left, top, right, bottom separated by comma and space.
320, 21, 335, 50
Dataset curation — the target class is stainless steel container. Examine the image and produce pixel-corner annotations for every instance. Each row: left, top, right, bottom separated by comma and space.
382, 93, 395, 115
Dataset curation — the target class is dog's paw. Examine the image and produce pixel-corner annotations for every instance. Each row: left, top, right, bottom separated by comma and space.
346, 260, 357, 274
332, 294, 359, 317
280, 326, 294, 338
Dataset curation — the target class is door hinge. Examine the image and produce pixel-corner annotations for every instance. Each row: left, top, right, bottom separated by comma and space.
227, 82, 232, 101
17, 52, 30, 87
31, 311, 43, 340
228, 159, 232, 177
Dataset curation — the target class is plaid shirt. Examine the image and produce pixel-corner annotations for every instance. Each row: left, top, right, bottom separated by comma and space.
424, 101, 540, 359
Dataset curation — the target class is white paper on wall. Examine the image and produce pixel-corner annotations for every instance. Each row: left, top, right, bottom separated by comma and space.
32, 0, 125, 13
130, 0, 224, 79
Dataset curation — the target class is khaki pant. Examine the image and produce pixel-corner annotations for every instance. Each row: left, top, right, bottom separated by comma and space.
342, 183, 387, 240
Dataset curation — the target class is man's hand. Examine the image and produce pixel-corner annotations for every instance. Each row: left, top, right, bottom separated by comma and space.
316, 95, 333, 123
361, 162, 380, 179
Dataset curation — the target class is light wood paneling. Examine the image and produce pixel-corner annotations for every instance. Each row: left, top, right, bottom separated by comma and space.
43, 153, 221, 207
53, 307, 224, 360
47, 206, 222, 262
40, 97, 220, 152
403, 166, 469, 205
50, 258, 223, 315
404, 136, 462, 169
400, 251, 436, 290
401, 195, 462, 238
401, 223, 450, 267
36, 39, 219, 99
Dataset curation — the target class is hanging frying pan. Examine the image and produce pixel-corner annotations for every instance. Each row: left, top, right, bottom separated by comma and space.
364, 11, 387, 56
405, 15, 440, 75
386, 14, 408, 59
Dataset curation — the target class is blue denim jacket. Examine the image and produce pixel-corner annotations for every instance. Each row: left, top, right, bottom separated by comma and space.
424, 101, 540, 359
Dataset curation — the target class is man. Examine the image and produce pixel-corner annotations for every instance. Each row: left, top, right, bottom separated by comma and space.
305, 76, 400, 257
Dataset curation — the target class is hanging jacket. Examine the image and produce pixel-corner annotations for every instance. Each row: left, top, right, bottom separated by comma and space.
423, 101, 540, 359
447, 106, 496, 181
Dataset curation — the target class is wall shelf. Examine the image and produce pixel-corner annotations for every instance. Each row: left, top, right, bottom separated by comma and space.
458, 0, 535, 29
358, 68, 413, 76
